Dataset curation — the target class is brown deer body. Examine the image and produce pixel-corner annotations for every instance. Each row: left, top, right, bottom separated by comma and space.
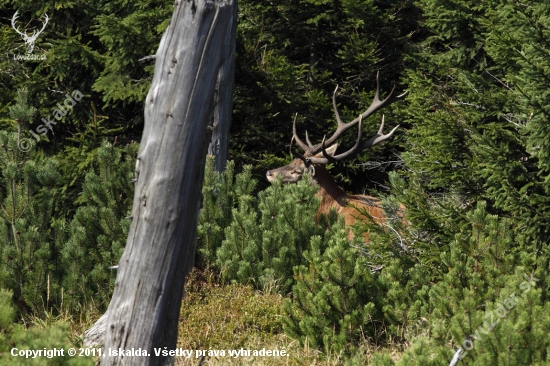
266, 73, 406, 239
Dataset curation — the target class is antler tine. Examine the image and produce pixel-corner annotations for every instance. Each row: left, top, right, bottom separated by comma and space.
319, 135, 331, 162
310, 115, 364, 164
309, 85, 360, 152
292, 113, 310, 153
358, 115, 400, 150
305, 130, 314, 148
332, 85, 344, 126
290, 136, 308, 162
360, 71, 408, 121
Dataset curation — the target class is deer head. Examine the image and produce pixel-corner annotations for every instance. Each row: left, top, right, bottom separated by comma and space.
266, 72, 407, 184
11, 11, 49, 54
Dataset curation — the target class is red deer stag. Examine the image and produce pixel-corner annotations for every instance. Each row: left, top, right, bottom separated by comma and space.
266, 73, 407, 239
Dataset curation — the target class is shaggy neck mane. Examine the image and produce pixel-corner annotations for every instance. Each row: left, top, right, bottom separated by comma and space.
311, 165, 348, 209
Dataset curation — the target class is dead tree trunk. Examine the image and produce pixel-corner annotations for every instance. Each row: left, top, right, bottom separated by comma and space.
92, 1, 237, 364
207, 49, 234, 172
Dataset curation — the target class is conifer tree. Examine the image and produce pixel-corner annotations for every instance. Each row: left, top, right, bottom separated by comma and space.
215, 169, 322, 291
400, 0, 550, 267
196, 156, 236, 268
396, 203, 550, 365
283, 212, 383, 353
0, 89, 60, 313
0, 1, 172, 222
59, 140, 136, 313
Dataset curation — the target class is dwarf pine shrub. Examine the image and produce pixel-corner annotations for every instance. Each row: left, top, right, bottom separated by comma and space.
0, 288, 92, 365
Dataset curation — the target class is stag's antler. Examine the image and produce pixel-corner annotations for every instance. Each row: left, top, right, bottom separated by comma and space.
291, 72, 407, 164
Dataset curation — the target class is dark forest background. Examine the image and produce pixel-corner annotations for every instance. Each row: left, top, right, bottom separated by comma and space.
1, 1, 549, 364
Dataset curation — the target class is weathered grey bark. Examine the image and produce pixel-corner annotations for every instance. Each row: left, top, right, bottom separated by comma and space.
206, 40, 235, 172
91, 1, 237, 364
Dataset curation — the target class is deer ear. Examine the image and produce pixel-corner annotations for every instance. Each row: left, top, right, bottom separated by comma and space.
308, 165, 315, 176
313, 143, 338, 159
325, 143, 338, 156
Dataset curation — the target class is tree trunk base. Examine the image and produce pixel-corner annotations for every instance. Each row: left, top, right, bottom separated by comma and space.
83, 312, 108, 347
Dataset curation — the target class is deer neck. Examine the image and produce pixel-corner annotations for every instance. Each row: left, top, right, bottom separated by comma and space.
311, 165, 347, 206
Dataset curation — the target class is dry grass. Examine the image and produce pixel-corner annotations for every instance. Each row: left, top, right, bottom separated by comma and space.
174, 269, 322, 365
25, 297, 105, 349
173, 269, 409, 366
